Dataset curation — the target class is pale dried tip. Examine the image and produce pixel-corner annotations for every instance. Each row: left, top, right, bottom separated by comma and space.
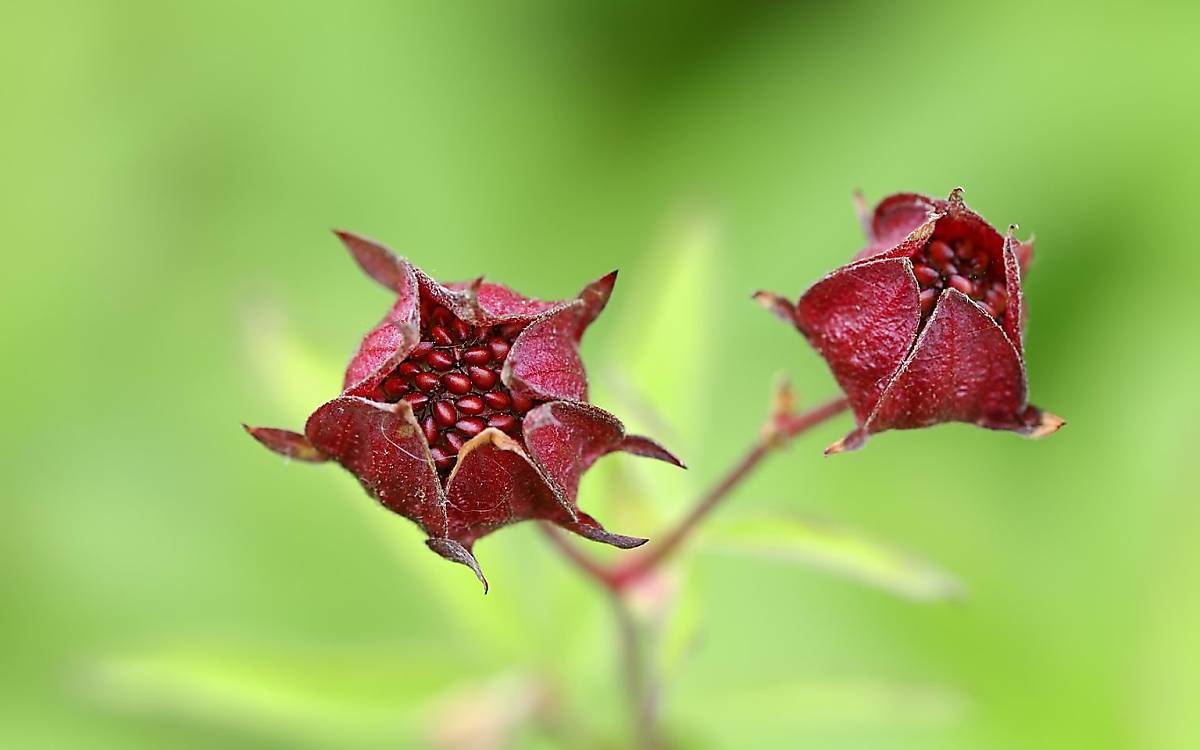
752, 291, 795, 324
426, 538, 489, 593
947, 186, 965, 204
465, 276, 483, 298
771, 375, 798, 419
852, 189, 873, 239
765, 376, 799, 442
1007, 223, 1020, 238
1028, 411, 1066, 439
906, 217, 939, 243
824, 429, 866, 456
823, 439, 848, 456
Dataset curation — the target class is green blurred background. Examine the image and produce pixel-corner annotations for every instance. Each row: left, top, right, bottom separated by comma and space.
5, 1, 1200, 748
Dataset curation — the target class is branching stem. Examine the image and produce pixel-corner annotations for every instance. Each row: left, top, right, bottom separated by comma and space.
539, 394, 849, 748
542, 395, 849, 591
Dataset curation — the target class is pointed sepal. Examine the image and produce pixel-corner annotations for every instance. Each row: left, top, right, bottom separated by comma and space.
243, 426, 328, 462
426, 538, 488, 593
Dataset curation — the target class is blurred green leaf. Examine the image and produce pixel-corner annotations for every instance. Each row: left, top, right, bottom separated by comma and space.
653, 568, 705, 683
83, 642, 466, 748
241, 300, 342, 417
600, 211, 719, 446
687, 677, 968, 730
703, 515, 964, 602
86, 644, 572, 750
587, 210, 721, 530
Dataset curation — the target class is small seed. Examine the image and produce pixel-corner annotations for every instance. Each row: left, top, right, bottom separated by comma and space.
456, 395, 485, 415
488, 338, 511, 361
397, 361, 420, 378
422, 416, 439, 444
381, 378, 408, 400
510, 392, 535, 414
402, 392, 429, 410
483, 391, 510, 410
920, 288, 938, 316
410, 341, 434, 359
947, 274, 975, 296
468, 366, 498, 389
974, 252, 991, 273
442, 372, 473, 395
451, 318, 472, 341
426, 350, 455, 370
463, 347, 491, 366
432, 401, 457, 427
913, 264, 941, 287
488, 413, 518, 432
444, 432, 466, 452
499, 322, 524, 339
956, 240, 977, 260
456, 417, 486, 437
430, 325, 454, 346
430, 446, 454, 471
414, 372, 441, 392
431, 306, 452, 324
985, 287, 1007, 314
928, 240, 955, 264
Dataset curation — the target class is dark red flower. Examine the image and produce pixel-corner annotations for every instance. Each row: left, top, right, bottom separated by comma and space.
245, 232, 683, 590
756, 188, 1063, 453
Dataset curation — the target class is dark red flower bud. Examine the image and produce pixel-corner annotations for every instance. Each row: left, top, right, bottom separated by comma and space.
756, 188, 1063, 453
245, 231, 684, 590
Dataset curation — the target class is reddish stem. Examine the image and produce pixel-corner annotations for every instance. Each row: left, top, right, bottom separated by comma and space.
542, 394, 849, 747
609, 395, 848, 588
543, 396, 849, 591
538, 522, 621, 588
776, 395, 852, 439
610, 591, 658, 750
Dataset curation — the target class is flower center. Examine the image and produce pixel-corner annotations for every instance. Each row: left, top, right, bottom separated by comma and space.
912, 237, 1008, 324
375, 300, 541, 478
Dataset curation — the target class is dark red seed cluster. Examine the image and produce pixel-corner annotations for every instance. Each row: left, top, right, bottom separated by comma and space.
912, 237, 1008, 324
375, 301, 540, 477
